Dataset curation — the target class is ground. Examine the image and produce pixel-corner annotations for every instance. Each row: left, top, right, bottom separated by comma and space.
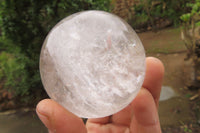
0, 27, 200, 133
139, 28, 200, 133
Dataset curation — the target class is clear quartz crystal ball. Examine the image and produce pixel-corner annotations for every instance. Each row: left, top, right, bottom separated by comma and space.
40, 10, 146, 118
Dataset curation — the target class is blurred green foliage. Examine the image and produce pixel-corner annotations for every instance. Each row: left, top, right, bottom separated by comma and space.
180, 0, 200, 22
0, 36, 39, 104
0, 51, 29, 95
132, 0, 191, 29
0, 0, 111, 106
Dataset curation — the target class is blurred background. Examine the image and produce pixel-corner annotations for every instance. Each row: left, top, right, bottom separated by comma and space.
0, 0, 200, 133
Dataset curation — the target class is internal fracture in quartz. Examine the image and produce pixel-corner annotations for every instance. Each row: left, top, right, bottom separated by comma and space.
40, 11, 146, 118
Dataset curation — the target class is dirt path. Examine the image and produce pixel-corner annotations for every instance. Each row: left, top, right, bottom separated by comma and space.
138, 28, 186, 54
0, 109, 47, 133
139, 28, 200, 133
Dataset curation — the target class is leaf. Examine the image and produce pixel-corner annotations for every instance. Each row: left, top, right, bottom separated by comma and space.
180, 13, 191, 22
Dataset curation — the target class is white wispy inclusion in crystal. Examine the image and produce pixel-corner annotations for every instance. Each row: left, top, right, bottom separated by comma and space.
40, 11, 146, 118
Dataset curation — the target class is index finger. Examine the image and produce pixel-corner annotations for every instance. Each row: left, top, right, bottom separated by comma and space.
142, 57, 164, 107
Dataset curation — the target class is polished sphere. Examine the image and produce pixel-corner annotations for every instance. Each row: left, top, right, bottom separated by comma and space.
40, 11, 146, 118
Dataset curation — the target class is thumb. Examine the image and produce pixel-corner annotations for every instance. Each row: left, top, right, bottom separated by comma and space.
131, 88, 162, 133
36, 99, 87, 133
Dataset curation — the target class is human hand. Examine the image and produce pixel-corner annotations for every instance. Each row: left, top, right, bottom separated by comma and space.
36, 57, 164, 133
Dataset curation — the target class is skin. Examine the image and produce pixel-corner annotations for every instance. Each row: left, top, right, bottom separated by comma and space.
36, 57, 164, 133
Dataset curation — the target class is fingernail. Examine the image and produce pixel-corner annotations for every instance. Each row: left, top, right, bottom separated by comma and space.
37, 111, 51, 127
148, 57, 160, 63
125, 128, 130, 133
36, 101, 53, 130
48, 129, 57, 133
